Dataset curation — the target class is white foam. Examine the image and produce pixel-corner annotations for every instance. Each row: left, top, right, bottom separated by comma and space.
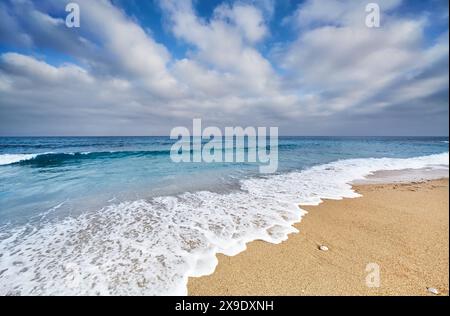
0, 152, 448, 295
352, 168, 449, 184
0, 154, 38, 166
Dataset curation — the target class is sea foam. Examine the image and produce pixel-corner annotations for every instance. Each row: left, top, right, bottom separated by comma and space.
0, 152, 448, 295
0, 154, 39, 166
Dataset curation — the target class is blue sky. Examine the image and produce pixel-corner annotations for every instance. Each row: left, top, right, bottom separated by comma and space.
0, 0, 448, 136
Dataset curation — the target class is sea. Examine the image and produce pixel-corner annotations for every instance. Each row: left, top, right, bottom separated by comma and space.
0, 136, 448, 295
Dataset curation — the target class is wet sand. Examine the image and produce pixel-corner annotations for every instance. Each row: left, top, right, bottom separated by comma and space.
188, 179, 449, 296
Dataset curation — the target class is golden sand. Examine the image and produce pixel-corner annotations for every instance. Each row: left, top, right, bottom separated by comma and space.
188, 179, 449, 296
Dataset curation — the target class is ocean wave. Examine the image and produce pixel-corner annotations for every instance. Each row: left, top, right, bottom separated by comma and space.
0, 154, 40, 166
0, 150, 172, 167
0, 144, 286, 167
0, 152, 448, 295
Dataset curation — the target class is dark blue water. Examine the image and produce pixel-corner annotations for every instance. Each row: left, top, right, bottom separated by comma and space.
0, 136, 448, 226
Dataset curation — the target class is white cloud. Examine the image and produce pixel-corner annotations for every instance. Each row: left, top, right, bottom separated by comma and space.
286, 0, 402, 28
214, 3, 268, 43
1, 53, 92, 85
279, 0, 448, 116
69, 0, 179, 98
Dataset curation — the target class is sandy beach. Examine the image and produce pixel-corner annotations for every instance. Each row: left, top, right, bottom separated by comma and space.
188, 178, 449, 296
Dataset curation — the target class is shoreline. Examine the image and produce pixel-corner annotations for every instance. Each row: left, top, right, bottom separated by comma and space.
188, 178, 449, 296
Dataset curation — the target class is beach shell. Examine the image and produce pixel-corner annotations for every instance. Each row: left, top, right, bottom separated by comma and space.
319, 245, 329, 251
427, 287, 439, 295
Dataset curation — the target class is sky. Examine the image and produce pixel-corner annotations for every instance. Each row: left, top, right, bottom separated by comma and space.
0, 0, 448, 136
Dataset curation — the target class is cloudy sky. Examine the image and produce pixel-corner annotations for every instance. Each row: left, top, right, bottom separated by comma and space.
0, 0, 448, 136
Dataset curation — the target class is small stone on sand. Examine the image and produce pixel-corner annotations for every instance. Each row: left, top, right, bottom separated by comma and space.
427, 287, 439, 295
319, 245, 329, 251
